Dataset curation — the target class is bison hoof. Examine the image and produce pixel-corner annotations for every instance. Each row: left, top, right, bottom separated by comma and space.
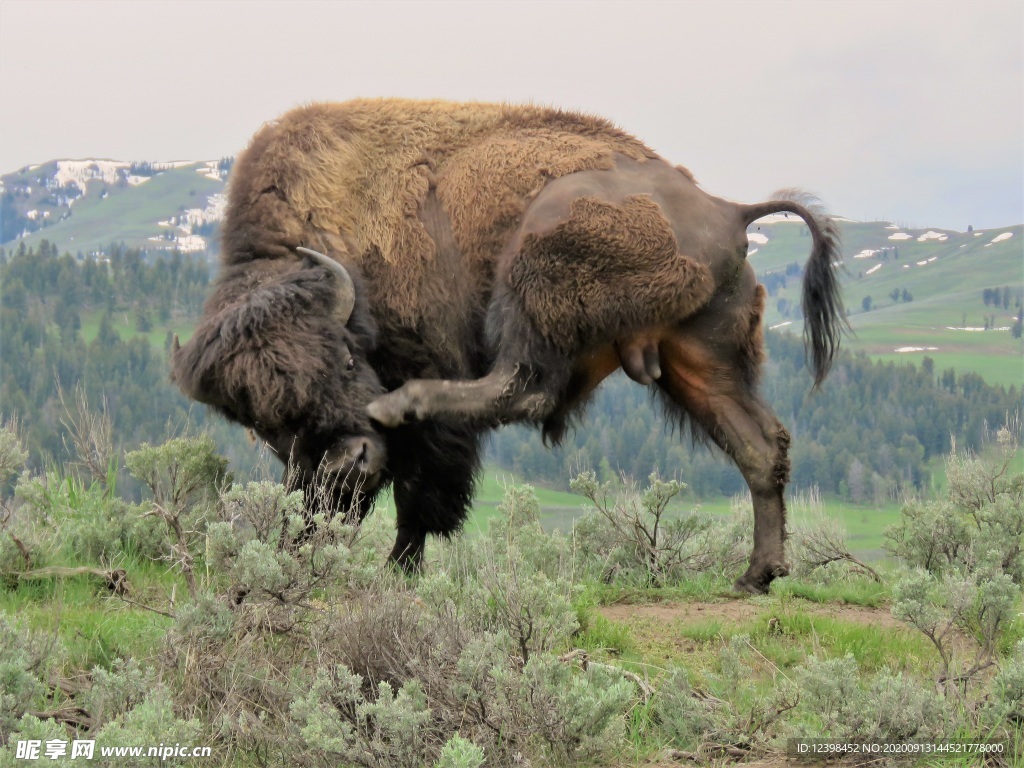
367, 395, 408, 428
369, 384, 428, 427
733, 562, 790, 595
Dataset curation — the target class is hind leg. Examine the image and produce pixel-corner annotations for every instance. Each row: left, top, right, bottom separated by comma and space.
368, 361, 559, 428
656, 333, 791, 594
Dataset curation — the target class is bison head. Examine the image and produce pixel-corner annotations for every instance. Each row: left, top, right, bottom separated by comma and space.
171, 248, 387, 517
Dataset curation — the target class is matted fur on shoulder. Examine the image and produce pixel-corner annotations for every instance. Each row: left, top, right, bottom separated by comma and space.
224, 99, 664, 322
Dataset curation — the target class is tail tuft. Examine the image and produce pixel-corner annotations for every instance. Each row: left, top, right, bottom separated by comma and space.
743, 190, 847, 386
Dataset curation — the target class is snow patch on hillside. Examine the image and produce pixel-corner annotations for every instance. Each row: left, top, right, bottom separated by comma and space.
895, 346, 938, 353
888, 232, 912, 240
54, 160, 130, 195
917, 231, 948, 242
865, 264, 882, 275
854, 249, 879, 259
196, 161, 228, 182
181, 192, 226, 228
946, 326, 1011, 332
989, 232, 1014, 244
175, 235, 207, 252
770, 321, 792, 330
748, 232, 769, 245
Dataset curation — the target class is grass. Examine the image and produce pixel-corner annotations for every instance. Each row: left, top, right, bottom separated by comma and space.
0, 558, 179, 672
583, 574, 738, 606
78, 306, 179, 350
788, 492, 905, 556
771, 577, 889, 607
465, 468, 582, 534
748, 610, 930, 673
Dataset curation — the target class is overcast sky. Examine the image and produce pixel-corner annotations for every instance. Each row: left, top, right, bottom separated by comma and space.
1, 0, 1020, 230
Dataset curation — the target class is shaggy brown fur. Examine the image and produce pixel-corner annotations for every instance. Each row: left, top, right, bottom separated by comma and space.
225, 99, 660, 323
508, 195, 713, 354
173, 260, 380, 434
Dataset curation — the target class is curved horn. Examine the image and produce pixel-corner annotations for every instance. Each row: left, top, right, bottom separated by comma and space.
297, 247, 356, 325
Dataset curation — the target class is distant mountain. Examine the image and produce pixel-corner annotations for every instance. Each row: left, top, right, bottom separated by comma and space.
2, 157, 1021, 386
0, 158, 231, 256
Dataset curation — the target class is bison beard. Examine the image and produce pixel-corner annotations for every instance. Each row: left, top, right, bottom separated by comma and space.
171, 99, 845, 593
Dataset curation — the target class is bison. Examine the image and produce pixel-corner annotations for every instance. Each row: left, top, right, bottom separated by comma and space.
171, 99, 844, 594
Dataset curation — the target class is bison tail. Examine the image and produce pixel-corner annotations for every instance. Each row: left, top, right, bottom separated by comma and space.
740, 190, 847, 387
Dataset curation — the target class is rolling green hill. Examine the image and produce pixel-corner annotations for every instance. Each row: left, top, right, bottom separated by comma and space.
750, 217, 1022, 387
1, 159, 226, 256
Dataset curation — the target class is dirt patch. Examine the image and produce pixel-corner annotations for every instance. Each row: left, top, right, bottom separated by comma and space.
602, 600, 759, 625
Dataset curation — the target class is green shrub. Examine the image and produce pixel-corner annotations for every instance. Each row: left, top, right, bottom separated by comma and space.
92, 686, 203, 767
126, 435, 229, 597
492, 653, 634, 764
788, 489, 881, 583
419, 483, 580, 663
80, 658, 156, 730
884, 426, 1023, 583
434, 734, 485, 768
208, 481, 386, 606
0, 423, 27, 488
13, 471, 162, 563
290, 665, 436, 768
650, 667, 717, 749
0, 614, 53, 739
791, 654, 952, 744
990, 640, 1024, 722
1, 714, 67, 764
570, 472, 748, 587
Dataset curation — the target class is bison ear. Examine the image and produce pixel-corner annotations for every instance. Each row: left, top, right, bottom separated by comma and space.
297, 247, 356, 325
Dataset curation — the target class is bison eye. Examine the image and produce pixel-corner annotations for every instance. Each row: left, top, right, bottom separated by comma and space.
346, 357, 356, 371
